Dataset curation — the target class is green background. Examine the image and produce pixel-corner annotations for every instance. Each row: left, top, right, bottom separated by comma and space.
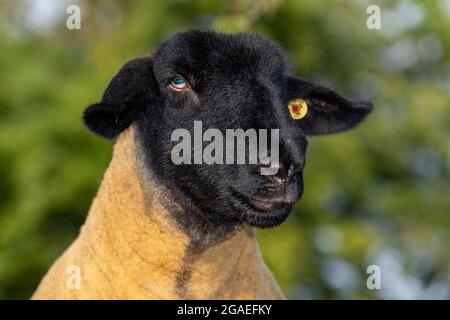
0, 0, 449, 299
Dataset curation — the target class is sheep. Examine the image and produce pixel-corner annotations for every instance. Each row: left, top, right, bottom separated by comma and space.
32, 30, 373, 299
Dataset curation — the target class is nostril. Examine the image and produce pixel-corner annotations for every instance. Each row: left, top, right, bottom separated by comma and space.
287, 162, 304, 180
270, 176, 285, 185
252, 160, 280, 175
253, 159, 301, 179
287, 163, 296, 179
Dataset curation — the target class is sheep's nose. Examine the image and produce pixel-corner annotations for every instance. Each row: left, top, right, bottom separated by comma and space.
272, 162, 298, 182
272, 161, 288, 181
254, 160, 299, 183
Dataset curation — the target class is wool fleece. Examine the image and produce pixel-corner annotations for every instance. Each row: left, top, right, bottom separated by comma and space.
32, 127, 284, 299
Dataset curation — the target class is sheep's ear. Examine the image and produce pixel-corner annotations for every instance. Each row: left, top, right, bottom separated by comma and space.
83, 56, 158, 139
285, 76, 373, 136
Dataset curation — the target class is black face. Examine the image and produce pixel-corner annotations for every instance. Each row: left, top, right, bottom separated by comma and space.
83, 30, 373, 229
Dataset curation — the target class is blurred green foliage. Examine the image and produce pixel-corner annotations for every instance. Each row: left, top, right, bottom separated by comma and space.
0, 0, 449, 299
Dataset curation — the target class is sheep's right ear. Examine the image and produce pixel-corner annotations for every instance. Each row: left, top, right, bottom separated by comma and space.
83, 56, 158, 139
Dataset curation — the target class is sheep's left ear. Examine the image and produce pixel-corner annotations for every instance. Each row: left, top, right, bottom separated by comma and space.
83, 56, 158, 139
285, 76, 373, 135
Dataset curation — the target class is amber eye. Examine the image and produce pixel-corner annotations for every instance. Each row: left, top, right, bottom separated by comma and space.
169, 75, 188, 91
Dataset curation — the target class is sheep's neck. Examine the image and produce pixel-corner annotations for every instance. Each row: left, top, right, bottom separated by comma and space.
80, 127, 275, 299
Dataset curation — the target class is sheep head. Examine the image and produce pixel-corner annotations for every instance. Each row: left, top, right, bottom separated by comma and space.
83, 30, 373, 232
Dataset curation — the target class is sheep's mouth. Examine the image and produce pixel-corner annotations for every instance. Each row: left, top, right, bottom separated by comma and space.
247, 197, 293, 213
231, 181, 300, 214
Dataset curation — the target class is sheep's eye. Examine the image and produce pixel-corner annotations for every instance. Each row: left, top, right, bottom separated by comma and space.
169, 76, 188, 91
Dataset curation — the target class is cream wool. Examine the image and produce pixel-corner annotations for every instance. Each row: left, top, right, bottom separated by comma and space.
32, 127, 284, 299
